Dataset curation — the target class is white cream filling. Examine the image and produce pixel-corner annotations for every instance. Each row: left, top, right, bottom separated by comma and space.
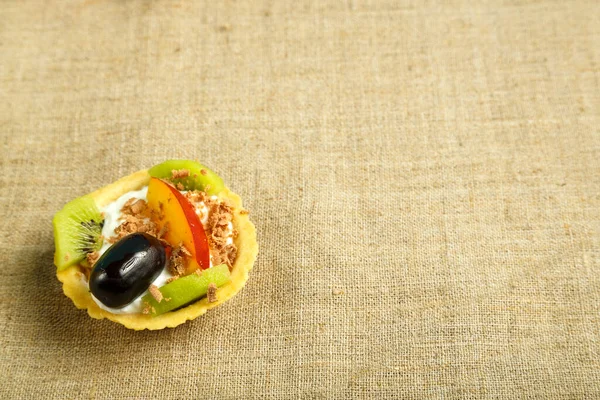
91, 187, 233, 315
99, 187, 148, 255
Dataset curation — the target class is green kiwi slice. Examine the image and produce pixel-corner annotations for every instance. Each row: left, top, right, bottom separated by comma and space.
53, 195, 104, 270
142, 264, 231, 316
148, 159, 225, 195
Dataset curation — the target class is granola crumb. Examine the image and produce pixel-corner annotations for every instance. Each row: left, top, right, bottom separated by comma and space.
165, 297, 171, 302
168, 251, 186, 276
86, 251, 100, 267
171, 169, 190, 179
195, 268, 203, 277
149, 284, 163, 303
239, 209, 249, 215
142, 302, 152, 315
165, 276, 179, 284
157, 222, 169, 239
120, 198, 137, 215
180, 244, 192, 256
200, 169, 208, 176
111, 214, 157, 242
176, 182, 184, 191
106, 198, 157, 243
130, 199, 146, 214
203, 198, 238, 269
207, 283, 218, 303
332, 288, 344, 295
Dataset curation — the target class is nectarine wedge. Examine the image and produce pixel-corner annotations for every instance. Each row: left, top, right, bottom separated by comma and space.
146, 177, 210, 274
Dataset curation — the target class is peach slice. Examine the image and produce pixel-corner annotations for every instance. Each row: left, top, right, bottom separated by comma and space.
146, 177, 210, 273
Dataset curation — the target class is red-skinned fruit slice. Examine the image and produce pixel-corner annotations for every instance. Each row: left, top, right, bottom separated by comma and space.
146, 177, 210, 273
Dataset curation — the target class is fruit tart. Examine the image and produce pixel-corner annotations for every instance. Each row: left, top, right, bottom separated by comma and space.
53, 160, 258, 330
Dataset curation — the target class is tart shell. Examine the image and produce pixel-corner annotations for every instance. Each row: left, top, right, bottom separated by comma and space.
55, 169, 258, 330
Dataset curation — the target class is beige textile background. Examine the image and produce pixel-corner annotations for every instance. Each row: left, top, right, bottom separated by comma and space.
1, 0, 599, 398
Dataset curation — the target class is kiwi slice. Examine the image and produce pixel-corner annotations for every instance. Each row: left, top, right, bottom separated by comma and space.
53, 195, 104, 270
142, 264, 231, 316
148, 159, 225, 195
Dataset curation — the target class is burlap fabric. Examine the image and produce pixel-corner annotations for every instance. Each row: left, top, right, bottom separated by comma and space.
1, 1, 599, 398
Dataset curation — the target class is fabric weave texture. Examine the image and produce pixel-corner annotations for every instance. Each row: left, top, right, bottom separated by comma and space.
1, 0, 599, 398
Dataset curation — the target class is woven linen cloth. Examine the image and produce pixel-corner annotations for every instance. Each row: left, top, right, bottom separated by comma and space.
1, 1, 599, 398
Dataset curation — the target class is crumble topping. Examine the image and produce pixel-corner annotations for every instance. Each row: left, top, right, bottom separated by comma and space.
108, 198, 157, 243
183, 190, 237, 269
171, 169, 190, 179
141, 301, 157, 315
104, 187, 238, 270
120, 198, 147, 215
180, 244, 192, 256
148, 284, 163, 303
86, 251, 100, 267
103, 187, 238, 266
168, 244, 187, 276
207, 283, 218, 303
206, 198, 237, 269
184, 190, 207, 205
95, 184, 237, 315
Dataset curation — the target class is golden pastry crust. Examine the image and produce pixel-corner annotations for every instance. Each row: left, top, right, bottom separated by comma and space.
55, 169, 258, 330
